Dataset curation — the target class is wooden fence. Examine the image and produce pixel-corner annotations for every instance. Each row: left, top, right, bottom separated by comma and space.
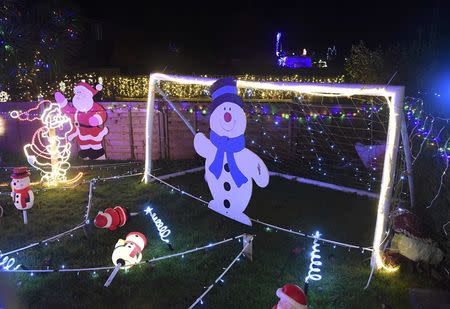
0, 101, 210, 162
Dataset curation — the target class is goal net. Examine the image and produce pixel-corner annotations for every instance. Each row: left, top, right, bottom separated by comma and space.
144, 73, 405, 270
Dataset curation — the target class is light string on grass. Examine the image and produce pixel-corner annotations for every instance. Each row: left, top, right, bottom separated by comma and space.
145, 170, 373, 252
0, 221, 86, 257
188, 236, 253, 309
1, 234, 245, 275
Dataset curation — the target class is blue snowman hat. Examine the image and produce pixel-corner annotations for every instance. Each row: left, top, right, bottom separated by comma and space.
209, 77, 243, 113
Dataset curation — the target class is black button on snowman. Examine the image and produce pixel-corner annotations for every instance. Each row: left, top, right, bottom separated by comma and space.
194, 78, 269, 226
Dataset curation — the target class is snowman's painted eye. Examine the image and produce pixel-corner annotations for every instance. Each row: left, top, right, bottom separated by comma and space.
229, 107, 231, 111
224, 107, 226, 110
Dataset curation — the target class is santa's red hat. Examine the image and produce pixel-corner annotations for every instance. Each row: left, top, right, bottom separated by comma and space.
74, 82, 103, 96
94, 206, 128, 231
125, 232, 148, 251
10, 167, 31, 179
276, 284, 307, 309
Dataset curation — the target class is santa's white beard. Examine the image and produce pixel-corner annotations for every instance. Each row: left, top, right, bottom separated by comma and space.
73, 96, 94, 112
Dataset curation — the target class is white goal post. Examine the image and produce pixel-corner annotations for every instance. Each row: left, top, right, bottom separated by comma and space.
144, 73, 405, 270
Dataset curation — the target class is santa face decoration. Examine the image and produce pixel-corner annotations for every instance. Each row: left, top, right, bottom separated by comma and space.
94, 206, 128, 231
194, 78, 269, 226
54, 82, 109, 160
10, 167, 34, 211
72, 85, 95, 112
111, 232, 148, 269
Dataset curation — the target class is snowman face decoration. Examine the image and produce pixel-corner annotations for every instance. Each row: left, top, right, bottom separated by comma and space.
72, 85, 94, 112
111, 232, 147, 270
111, 242, 143, 269
11, 177, 30, 190
210, 102, 246, 138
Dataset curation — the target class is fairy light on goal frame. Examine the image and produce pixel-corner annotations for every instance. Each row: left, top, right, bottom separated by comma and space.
144, 73, 405, 271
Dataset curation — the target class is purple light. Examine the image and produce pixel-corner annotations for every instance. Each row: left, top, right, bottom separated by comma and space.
273, 115, 282, 125
281, 56, 312, 68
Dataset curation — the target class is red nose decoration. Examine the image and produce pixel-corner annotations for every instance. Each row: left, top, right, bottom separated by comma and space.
224, 112, 232, 122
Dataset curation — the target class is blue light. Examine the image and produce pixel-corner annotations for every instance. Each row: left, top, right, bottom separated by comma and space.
275, 32, 282, 57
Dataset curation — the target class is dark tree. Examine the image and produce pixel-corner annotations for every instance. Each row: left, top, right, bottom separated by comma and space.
0, 0, 84, 101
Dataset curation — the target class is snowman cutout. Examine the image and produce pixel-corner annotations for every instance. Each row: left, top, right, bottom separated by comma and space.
10, 167, 34, 224
194, 77, 269, 226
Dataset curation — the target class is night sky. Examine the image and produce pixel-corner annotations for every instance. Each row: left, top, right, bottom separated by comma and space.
77, 0, 449, 74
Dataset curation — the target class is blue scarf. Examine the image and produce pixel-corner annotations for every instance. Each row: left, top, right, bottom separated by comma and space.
209, 130, 248, 188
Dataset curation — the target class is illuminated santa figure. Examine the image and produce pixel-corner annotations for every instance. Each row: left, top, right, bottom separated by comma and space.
9, 100, 83, 186
54, 82, 109, 160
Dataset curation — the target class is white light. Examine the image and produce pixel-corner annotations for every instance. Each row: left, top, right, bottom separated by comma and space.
9, 101, 83, 186
305, 231, 322, 283
144, 73, 405, 271
0, 254, 21, 271
145, 206, 171, 243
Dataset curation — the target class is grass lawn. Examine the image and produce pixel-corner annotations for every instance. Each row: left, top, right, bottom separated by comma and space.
0, 162, 439, 308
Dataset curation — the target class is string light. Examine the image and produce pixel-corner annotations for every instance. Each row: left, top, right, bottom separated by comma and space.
0, 91, 9, 102
146, 73, 404, 271
188, 236, 253, 309
2, 72, 345, 102
305, 231, 322, 283
146, 169, 373, 252
144, 206, 172, 244
0, 252, 22, 271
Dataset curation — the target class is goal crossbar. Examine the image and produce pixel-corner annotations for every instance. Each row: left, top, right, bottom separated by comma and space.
144, 73, 405, 271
